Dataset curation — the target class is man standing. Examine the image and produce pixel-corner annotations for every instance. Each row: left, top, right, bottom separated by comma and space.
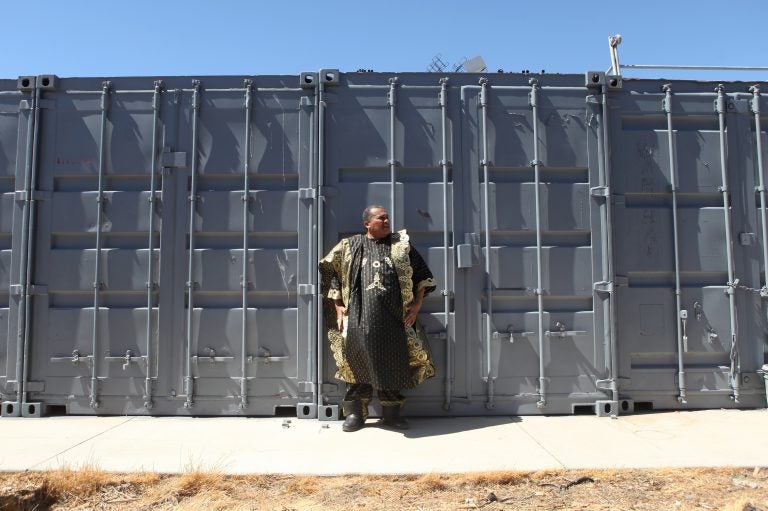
319, 205, 436, 432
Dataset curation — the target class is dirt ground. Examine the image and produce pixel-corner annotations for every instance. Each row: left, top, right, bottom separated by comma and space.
0, 467, 766, 510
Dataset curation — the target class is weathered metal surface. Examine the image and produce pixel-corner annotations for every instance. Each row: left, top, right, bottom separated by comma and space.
0, 72, 764, 417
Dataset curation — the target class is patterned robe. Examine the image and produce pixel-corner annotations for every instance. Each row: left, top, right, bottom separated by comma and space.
319, 230, 436, 389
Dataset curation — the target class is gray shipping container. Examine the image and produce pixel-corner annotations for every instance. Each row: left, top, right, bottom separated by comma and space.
0, 71, 765, 418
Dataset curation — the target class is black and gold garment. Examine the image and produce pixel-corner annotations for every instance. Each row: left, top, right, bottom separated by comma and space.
319, 230, 437, 389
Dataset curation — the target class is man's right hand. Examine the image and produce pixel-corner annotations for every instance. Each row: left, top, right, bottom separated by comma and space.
334, 302, 347, 331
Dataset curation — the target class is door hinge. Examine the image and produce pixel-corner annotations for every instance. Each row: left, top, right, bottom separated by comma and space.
162, 149, 187, 169
593, 281, 614, 294
298, 188, 317, 200
457, 244, 474, 268
297, 284, 316, 295
297, 381, 316, 393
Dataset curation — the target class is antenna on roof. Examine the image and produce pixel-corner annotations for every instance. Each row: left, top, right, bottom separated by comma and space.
428, 54, 487, 73
463, 56, 488, 73
607, 34, 622, 76
427, 54, 450, 73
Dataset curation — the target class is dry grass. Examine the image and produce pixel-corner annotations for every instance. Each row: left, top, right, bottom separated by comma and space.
284, 475, 321, 495
173, 469, 227, 497
459, 470, 529, 486
0, 466, 765, 510
414, 473, 448, 492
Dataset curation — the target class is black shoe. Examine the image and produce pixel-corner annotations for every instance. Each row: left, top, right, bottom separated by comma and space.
380, 405, 409, 430
341, 400, 365, 432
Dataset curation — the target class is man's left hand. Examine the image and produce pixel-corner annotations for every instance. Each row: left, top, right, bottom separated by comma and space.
404, 299, 422, 327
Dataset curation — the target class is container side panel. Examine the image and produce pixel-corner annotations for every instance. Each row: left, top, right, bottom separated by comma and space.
0, 85, 28, 400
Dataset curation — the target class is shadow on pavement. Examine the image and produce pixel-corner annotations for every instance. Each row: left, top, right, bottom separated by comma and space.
398, 416, 522, 439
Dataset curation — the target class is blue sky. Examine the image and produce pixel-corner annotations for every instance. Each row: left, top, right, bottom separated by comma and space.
2, 0, 765, 81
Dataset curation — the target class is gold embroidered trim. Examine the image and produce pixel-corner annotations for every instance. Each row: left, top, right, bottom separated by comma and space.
327, 328, 355, 383
320, 238, 355, 383
392, 230, 434, 386
365, 271, 387, 291
390, 230, 414, 310
404, 323, 435, 385
416, 277, 438, 292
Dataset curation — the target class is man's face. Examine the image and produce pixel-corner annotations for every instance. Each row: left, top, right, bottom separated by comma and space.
364, 208, 390, 239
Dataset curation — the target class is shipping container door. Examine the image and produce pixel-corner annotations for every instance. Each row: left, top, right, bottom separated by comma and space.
0, 79, 34, 414
460, 79, 607, 414
21, 78, 168, 414
751, 89, 768, 394
611, 81, 766, 410
176, 78, 314, 415
319, 74, 455, 413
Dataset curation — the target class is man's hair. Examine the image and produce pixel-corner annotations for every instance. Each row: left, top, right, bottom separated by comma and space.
362, 204, 387, 223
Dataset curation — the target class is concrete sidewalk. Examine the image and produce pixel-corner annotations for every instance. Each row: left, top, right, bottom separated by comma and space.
0, 409, 765, 475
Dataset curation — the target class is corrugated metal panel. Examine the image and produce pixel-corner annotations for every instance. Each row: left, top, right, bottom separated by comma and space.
0, 77, 36, 417
29, 80, 164, 414
4, 77, 316, 416
0, 72, 765, 418
317, 74, 627, 415
610, 82, 767, 409
320, 76, 456, 414
0, 80, 23, 410
466, 81, 604, 414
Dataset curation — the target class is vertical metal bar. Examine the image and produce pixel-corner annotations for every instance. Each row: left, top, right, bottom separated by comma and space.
144, 80, 162, 410
439, 77, 452, 410
388, 77, 398, 229
240, 80, 253, 410
529, 79, 547, 408
306, 88, 318, 407
185, 80, 201, 409
601, 88, 619, 405
90, 81, 111, 409
14, 85, 39, 412
750, 85, 768, 294
20, 85, 42, 411
715, 84, 741, 402
479, 78, 494, 409
592, 95, 613, 399
662, 85, 688, 404
316, 77, 326, 409
603, 86, 619, 408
